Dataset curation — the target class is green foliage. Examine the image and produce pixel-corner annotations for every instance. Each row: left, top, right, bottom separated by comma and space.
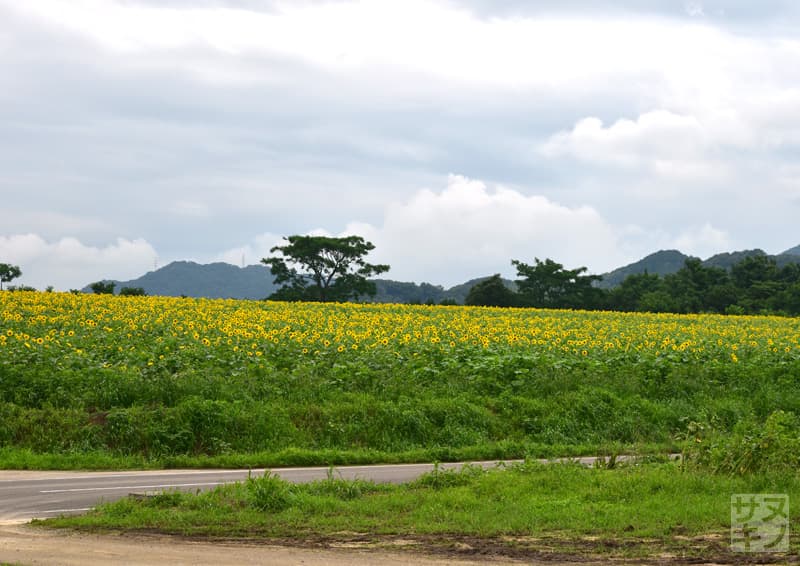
371, 280, 449, 304
410, 462, 487, 489
464, 274, 516, 307
607, 255, 800, 315
5, 350, 800, 463
684, 410, 800, 475
6, 285, 37, 292
303, 469, 384, 500
90, 281, 116, 295
0, 263, 22, 291
246, 472, 296, 512
119, 287, 147, 296
512, 258, 604, 309
262, 235, 390, 302
607, 272, 663, 311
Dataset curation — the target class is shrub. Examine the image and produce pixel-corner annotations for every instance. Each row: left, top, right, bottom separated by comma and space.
683, 410, 800, 475
246, 472, 295, 512
119, 287, 147, 296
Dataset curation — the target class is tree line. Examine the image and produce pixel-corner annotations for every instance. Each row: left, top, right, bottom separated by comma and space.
0, 263, 146, 296
466, 255, 800, 316
262, 235, 800, 316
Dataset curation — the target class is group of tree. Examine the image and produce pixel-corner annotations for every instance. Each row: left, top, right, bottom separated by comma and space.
605, 255, 800, 315
463, 255, 800, 316
261, 235, 800, 316
89, 281, 147, 296
464, 258, 605, 310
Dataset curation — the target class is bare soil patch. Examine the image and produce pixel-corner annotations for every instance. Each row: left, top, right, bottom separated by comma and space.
4, 524, 797, 565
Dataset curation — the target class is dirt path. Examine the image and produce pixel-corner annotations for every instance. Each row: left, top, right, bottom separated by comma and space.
1, 522, 626, 566
3, 521, 782, 565
1, 523, 527, 566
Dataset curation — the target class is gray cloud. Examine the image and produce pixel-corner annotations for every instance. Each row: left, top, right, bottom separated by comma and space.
1, 0, 799, 288
457, 0, 800, 27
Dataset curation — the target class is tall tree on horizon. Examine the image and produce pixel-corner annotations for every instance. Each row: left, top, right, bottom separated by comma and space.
262, 235, 390, 302
0, 263, 22, 291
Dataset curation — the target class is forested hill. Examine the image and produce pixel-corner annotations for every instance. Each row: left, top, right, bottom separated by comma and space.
597, 250, 692, 289
370, 276, 516, 304
84, 246, 800, 303
597, 247, 800, 289
82, 262, 513, 303
82, 261, 279, 299
783, 244, 800, 256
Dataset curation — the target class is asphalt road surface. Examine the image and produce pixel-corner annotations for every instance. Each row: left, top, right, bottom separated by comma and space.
0, 461, 502, 523
0, 456, 646, 523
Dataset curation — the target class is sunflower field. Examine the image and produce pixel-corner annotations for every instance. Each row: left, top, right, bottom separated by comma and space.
1, 291, 799, 465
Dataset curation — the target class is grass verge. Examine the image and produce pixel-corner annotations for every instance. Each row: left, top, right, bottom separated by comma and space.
41, 460, 800, 562
0, 442, 671, 470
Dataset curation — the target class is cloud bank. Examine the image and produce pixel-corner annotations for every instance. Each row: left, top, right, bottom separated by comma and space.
0, 235, 157, 290
1, 0, 799, 287
228, 175, 735, 287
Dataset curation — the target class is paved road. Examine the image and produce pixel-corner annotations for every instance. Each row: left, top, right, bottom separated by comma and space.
0, 455, 649, 523
0, 461, 502, 523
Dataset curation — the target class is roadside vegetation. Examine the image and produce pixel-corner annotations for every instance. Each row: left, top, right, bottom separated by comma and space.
1, 291, 799, 469
45, 456, 800, 561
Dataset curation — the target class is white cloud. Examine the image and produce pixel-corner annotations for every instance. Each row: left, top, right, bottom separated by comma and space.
224, 176, 754, 286
7, 0, 789, 93
542, 111, 702, 161
669, 223, 732, 258
685, 3, 705, 18
540, 110, 736, 181
2, 0, 800, 278
0, 182, 740, 293
217, 232, 284, 267
228, 175, 632, 285
0, 234, 157, 290
344, 175, 630, 285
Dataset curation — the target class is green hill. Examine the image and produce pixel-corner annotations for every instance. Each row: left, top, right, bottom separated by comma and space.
82, 261, 279, 300
83, 244, 800, 300
598, 247, 800, 289
597, 250, 692, 289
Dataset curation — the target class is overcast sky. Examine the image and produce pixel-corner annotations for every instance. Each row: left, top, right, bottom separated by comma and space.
2, 0, 800, 290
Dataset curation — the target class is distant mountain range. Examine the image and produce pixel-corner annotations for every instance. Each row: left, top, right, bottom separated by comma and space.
85, 245, 800, 303
597, 246, 800, 289
84, 261, 278, 299
82, 260, 508, 304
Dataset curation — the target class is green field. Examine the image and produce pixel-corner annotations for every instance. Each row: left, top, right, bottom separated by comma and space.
1, 291, 800, 469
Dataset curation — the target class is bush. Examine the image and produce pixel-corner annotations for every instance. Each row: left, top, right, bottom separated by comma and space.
410, 463, 486, 490
90, 281, 115, 294
684, 410, 800, 475
119, 287, 147, 296
246, 472, 295, 512
304, 469, 383, 500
